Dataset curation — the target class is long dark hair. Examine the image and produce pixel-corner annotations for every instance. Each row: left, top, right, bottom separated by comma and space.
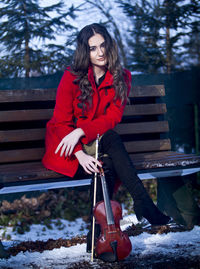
71, 23, 128, 105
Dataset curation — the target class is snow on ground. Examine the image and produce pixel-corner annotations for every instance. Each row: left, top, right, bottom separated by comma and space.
0, 214, 200, 268
0, 218, 88, 243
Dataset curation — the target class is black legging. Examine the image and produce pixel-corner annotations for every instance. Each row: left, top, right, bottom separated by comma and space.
94, 130, 170, 225
99, 130, 146, 202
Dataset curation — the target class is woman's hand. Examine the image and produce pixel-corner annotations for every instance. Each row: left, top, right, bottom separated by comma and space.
55, 128, 85, 157
75, 150, 102, 174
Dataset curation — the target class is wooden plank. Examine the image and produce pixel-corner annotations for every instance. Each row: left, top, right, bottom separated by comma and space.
0, 135, 171, 155
0, 148, 44, 163
0, 109, 53, 122
129, 85, 165, 98
0, 85, 165, 103
130, 151, 199, 161
0, 104, 167, 123
0, 129, 46, 142
0, 162, 63, 183
0, 162, 87, 183
0, 89, 57, 103
130, 152, 200, 170
124, 139, 171, 153
0, 104, 166, 123
114, 121, 169, 135
1, 124, 169, 144
123, 104, 167, 116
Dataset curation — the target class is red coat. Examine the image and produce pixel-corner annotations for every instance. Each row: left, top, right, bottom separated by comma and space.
42, 66, 132, 177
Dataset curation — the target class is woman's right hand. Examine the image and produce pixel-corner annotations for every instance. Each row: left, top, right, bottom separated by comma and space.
75, 150, 102, 175
55, 128, 85, 158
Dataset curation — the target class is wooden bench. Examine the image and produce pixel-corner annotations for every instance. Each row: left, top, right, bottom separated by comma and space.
0, 85, 200, 195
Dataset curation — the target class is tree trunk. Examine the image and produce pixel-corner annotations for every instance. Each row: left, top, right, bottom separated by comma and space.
112, 20, 127, 67
164, 0, 172, 74
166, 27, 171, 73
23, 3, 30, 77
25, 38, 30, 78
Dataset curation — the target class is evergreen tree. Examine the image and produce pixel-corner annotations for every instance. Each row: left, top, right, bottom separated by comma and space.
0, 0, 76, 78
117, 0, 199, 73
117, 0, 164, 73
183, 21, 200, 68
160, 0, 194, 73
182, 0, 200, 68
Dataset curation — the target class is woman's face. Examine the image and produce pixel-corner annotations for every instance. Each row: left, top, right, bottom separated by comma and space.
88, 33, 107, 68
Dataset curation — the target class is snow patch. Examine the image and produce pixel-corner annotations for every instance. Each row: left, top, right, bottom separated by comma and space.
0, 215, 200, 268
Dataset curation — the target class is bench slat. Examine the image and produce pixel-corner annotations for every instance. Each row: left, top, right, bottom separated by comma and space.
0, 89, 56, 102
0, 129, 46, 142
0, 162, 62, 182
0, 85, 165, 103
131, 151, 197, 160
0, 142, 184, 164
0, 138, 169, 162
0, 130, 171, 152
115, 121, 169, 134
0, 148, 45, 163
124, 139, 171, 153
129, 85, 165, 97
124, 104, 167, 116
0, 109, 53, 122
0, 121, 169, 143
0, 103, 167, 123
130, 152, 200, 169
0, 137, 170, 163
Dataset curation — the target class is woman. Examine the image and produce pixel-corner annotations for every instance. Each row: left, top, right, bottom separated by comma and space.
42, 23, 170, 251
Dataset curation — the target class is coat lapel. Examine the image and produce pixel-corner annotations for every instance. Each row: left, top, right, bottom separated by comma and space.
98, 70, 113, 90
87, 66, 99, 120
87, 66, 114, 120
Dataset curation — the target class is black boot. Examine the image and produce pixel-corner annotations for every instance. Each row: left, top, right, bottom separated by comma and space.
134, 198, 170, 225
86, 174, 102, 253
86, 223, 101, 253
99, 130, 170, 226
0, 241, 10, 259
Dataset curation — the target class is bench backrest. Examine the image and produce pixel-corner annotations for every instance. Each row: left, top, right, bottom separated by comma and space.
0, 85, 171, 165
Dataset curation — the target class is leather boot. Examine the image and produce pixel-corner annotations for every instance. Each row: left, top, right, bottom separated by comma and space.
134, 197, 170, 225
86, 223, 101, 253
86, 174, 102, 253
0, 241, 10, 259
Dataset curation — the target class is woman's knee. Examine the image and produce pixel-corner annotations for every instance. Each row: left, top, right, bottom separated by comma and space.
100, 129, 123, 153
101, 129, 121, 144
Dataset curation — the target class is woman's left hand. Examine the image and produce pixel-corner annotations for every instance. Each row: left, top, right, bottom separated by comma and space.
55, 128, 85, 157
75, 150, 102, 174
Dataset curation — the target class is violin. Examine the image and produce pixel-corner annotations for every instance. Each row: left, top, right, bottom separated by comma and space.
93, 160, 132, 262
